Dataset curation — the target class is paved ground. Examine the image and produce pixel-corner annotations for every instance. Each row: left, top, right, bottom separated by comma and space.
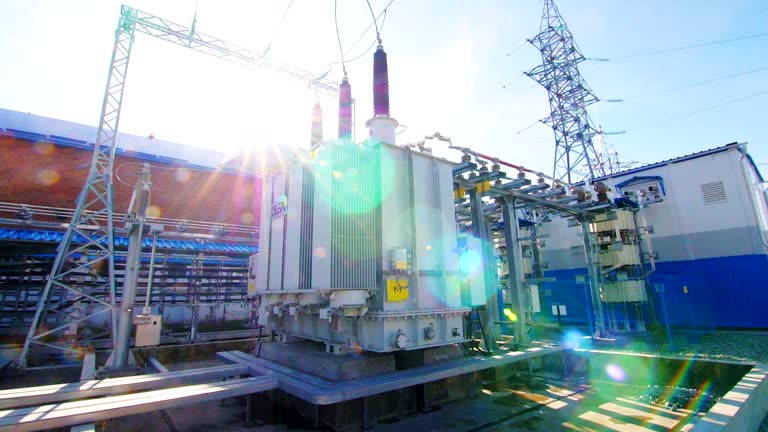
536, 327, 768, 364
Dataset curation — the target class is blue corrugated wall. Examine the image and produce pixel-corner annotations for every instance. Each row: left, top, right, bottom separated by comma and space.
538, 254, 768, 329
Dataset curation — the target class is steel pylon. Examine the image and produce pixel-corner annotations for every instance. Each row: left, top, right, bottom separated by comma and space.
14, 7, 138, 370
13, 4, 340, 371
525, 0, 605, 184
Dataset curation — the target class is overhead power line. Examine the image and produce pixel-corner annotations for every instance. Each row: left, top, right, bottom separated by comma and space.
624, 65, 768, 100
321, 6, 390, 71
334, 0, 347, 76
506, 40, 528, 56
341, 0, 394, 56
629, 89, 768, 131
261, 0, 295, 57
611, 32, 768, 60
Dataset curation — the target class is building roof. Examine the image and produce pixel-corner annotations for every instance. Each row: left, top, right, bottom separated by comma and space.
0, 108, 230, 169
583, 142, 764, 184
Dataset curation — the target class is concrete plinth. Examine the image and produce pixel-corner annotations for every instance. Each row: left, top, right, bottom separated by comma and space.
258, 341, 396, 381
395, 344, 465, 369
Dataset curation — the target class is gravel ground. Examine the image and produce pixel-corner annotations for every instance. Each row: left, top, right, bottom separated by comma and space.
534, 327, 768, 364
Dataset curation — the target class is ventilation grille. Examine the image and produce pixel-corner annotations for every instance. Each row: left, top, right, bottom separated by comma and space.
329, 144, 378, 289
701, 181, 727, 204
298, 165, 314, 290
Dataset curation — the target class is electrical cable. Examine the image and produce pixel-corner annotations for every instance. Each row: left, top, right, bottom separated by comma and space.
341, 0, 394, 57
322, 9, 389, 69
610, 32, 768, 60
506, 40, 528, 57
628, 88, 768, 132
319, 1, 392, 77
623, 65, 768, 100
501, 72, 524, 89
261, 0, 295, 58
365, 0, 382, 44
516, 119, 543, 134
334, 0, 347, 76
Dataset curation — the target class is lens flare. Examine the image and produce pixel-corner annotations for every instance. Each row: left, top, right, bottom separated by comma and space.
686, 380, 713, 413
240, 212, 254, 225
147, 205, 162, 218
562, 329, 584, 348
660, 356, 697, 403
503, 308, 518, 322
459, 249, 482, 274
175, 168, 192, 183
313, 142, 394, 215
605, 364, 626, 382
33, 141, 55, 155
36, 169, 60, 186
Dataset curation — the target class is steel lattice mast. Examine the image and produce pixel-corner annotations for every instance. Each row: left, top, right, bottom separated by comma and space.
13, 5, 338, 371
525, 0, 606, 184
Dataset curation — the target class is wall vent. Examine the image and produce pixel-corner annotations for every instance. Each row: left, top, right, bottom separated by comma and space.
701, 181, 727, 204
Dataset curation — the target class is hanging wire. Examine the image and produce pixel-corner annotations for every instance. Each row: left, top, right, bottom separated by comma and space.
610, 32, 768, 60
322, 9, 388, 69
628, 89, 768, 132
343, 0, 394, 56
622, 65, 768, 100
334, 0, 347, 76
365, 0, 382, 44
319, 0, 393, 75
261, 0, 295, 58
506, 40, 528, 56
516, 119, 544, 134
501, 72, 524, 89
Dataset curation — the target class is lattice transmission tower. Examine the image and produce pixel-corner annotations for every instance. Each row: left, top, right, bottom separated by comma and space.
525, 0, 614, 184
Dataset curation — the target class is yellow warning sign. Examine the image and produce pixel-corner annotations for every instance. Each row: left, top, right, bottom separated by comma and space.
387, 278, 409, 302
476, 181, 491, 193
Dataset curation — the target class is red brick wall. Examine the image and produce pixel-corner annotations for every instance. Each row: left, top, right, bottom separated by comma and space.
0, 136, 262, 227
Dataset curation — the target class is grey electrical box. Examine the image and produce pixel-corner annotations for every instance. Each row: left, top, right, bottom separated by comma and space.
133, 314, 162, 347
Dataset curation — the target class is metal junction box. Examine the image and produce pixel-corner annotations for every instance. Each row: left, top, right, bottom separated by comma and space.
133, 314, 162, 347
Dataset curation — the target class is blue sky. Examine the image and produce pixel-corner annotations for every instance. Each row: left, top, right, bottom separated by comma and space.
1, 0, 767, 175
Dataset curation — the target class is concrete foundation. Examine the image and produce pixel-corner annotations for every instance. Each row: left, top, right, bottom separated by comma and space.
258, 341, 396, 381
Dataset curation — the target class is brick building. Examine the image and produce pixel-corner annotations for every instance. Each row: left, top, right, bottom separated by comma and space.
0, 108, 263, 334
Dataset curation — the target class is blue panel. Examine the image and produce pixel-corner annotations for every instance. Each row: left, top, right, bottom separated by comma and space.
0, 228, 256, 255
538, 268, 593, 326
6, 128, 47, 141
540, 254, 768, 329
49, 135, 89, 148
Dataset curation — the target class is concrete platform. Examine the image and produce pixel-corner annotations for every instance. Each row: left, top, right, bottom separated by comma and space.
258, 341, 396, 381
219, 344, 567, 405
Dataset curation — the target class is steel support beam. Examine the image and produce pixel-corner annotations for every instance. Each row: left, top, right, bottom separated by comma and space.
113, 165, 150, 369
501, 197, 530, 347
468, 188, 499, 351
581, 221, 607, 337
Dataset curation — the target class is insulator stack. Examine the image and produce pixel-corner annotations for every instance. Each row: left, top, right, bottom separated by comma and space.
373, 45, 389, 116
338, 77, 352, 140
311, 100, 323, 146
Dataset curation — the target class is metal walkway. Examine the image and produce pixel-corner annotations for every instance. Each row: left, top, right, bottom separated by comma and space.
0, 364, 277, 432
